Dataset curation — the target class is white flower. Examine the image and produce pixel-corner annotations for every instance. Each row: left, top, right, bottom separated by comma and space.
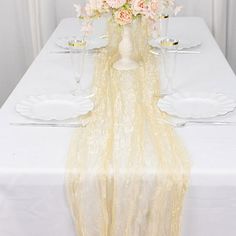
85, 3, 94, 16
107, 0, 126, 9
88, 0, 104, 11
159, 0, 182, 15
174, 5, 183, 16
74, 4, 81, 18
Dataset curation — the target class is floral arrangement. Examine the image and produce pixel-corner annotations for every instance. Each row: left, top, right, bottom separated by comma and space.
74, 0, 181, 26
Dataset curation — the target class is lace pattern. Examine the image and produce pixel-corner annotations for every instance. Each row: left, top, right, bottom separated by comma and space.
66, 20, 190, 236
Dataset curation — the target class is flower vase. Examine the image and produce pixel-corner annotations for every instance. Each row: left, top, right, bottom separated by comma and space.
113, 24, 139, 71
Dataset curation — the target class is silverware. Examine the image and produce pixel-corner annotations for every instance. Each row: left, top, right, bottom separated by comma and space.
11, 120, 236, 128
10, 123, 87, 128
50, 47, 106, 54
150, 49, 200, 56
177, 50, 200, 54
159, 119, 236, 127
50, 50, 71, 54
50, 50, 99, 54
99, 34, 108, 39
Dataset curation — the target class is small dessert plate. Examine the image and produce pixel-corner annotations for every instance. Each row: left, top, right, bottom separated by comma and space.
149, 38, 201, 50
56, 36, 108, 50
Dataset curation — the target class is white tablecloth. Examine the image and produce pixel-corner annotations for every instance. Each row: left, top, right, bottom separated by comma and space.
1, 17, 236, 236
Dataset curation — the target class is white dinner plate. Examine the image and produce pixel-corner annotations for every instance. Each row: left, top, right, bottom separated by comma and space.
149, 38, 201, 50
158, 93, 236, 119
16, 94, 94, 121
56, 36, 108, 50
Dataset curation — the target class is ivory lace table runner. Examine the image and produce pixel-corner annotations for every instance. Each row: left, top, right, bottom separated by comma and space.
66, 24, 190, 236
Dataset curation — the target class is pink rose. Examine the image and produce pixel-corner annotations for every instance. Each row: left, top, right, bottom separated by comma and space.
106, 0, 126, 9
145, 0, 159, 19
131, 0, 148, 16
114, 8, 133, 25
150, 0, 158, 13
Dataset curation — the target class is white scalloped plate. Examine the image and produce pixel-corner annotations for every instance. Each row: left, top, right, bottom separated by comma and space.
149, 38, 201, 50
158, 93, 236, 119
56, 36, 108, 50
16, 94, 94, 121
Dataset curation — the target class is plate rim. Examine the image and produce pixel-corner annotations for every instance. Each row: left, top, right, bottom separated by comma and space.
56, 36, 108, 50
157, 92, 236, 119
149, 38, 202, 50
16, 94, 94, 121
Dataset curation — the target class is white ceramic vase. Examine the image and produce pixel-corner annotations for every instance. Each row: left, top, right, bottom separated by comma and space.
113, 24, 139, 71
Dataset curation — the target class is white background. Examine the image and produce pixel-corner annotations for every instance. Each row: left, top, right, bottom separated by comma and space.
0, 0, 236, 107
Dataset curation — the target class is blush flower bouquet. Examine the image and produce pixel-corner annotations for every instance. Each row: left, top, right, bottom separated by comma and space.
73, 0, 181, 71
74, 0, 180, 26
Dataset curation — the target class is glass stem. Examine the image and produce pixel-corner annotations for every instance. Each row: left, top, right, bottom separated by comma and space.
166, 75, 173, 94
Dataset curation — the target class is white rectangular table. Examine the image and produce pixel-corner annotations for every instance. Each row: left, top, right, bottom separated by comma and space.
1, 17, 236, 236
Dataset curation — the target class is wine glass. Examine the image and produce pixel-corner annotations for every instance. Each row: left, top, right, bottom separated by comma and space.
159, 14, 169, 39
69, 39, 94, 97
160, 38, 179, 95
152, 14, 169, 40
